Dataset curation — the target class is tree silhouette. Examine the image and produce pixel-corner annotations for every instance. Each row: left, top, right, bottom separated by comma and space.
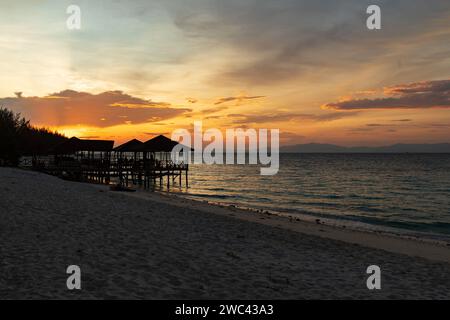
0, 107, 67, 166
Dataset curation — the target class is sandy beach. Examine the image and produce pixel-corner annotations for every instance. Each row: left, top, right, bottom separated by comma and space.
1, 167, 450, 299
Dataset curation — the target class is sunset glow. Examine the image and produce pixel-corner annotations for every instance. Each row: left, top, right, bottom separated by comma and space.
0, 0, 449, 146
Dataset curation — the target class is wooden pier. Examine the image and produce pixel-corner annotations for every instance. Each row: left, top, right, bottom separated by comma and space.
31, 135, 189, 190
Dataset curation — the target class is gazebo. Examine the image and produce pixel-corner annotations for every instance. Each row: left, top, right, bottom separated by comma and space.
39, 135, 190, 189
140, 135, 180, 152
131, 135, 190, 188
113, 138, 143, 153
112, 139, 144, 184
47, 137, 114, 183
134, 135, 187, 165
51, 137, 114, 160
113, 138, 143, 160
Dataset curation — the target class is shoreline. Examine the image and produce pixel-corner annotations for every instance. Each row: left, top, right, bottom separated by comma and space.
11, 167, 450, 262
169, 190, 450, 243
2, 167, 450, 299
122, 188, 450, 264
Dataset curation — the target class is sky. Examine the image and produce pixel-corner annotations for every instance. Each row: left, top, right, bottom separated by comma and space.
0, 0, 449, 146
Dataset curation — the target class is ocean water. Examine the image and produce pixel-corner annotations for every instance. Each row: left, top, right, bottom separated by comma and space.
171, 154, 450, 239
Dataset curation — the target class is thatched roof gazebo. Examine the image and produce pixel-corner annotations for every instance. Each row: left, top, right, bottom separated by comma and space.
111, 135, 190, 188
112, 139, 144, 168
44, 137, 114, 184
133, 135, 192, 162
139, 135, 181, 153
113, 139, 143, 153
33, 135, 190, 189
50, 137, 114, 157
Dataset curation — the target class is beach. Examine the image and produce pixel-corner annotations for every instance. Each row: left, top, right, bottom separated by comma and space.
1, 167, 450, 299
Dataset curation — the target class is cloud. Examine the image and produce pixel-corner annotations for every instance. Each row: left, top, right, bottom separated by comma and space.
228, 111, 358, 124
143, 132, 170, 136
280, 131, 305, 143
392, 119, 412, 122
204, 115, 222, 120
201, 106, 229, 114
214, 95, 265, 105
178, 0, 450, 87
323, 80, 450, 110
384, 80, 450, 95
366, 124, 386, 127
217, 62, 301, 86
0, 90, 191, 127
349, 121, 450, 133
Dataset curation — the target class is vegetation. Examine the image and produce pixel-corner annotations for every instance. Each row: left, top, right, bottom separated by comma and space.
0, 107, 67, 166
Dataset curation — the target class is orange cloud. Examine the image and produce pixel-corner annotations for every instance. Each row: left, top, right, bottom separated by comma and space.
323, 79, 450, 110
0, 90, 191, 128
186, 97, 198, 104
227, 111, 358, 124
214, 95, 265, 105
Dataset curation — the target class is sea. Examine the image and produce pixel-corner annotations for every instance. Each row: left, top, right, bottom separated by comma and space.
167, 153, 450, 241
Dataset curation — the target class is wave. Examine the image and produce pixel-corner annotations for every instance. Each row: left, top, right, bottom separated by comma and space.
182, 154, 450, 238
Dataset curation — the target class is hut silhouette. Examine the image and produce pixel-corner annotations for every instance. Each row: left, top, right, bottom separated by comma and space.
139, 135, 181, 153
43, 137, 114, 183
113, 138, 143, 154
112, 135, 190, 188
51, 137, 114, 158
30, 135, 189, 189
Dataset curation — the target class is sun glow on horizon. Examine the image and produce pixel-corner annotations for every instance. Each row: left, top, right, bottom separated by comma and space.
0, 1, 449, 146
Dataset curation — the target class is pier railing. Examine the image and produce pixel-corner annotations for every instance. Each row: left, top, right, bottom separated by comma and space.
22, 155, 189, 189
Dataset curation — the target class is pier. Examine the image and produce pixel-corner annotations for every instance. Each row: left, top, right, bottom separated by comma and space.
28, 135, 189, 190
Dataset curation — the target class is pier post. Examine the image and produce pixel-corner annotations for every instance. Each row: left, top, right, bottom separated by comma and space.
167, 171, 170, 189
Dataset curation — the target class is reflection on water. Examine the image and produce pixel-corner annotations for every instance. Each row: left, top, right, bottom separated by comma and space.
166, 154, 450, 238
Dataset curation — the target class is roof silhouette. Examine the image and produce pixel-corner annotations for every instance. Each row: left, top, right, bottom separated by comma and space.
50, 137, 114, 154
136, 135, 182, 152
113, 139, 143, 152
